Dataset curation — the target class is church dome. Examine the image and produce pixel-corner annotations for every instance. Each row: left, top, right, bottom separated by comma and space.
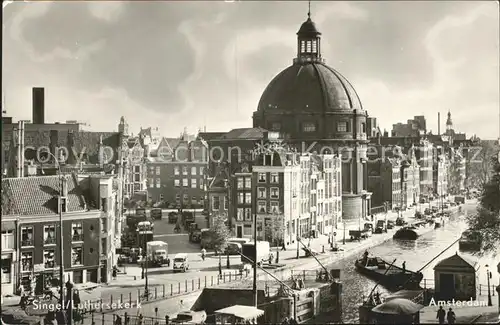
257, 62, 363, 113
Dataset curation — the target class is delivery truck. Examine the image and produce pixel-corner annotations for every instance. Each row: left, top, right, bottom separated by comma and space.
146, 241, 170, 267
241, 241, 270, 267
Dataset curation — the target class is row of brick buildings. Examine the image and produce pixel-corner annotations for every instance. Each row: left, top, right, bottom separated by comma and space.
1, 173, 120, 296
200, 128, 343, 244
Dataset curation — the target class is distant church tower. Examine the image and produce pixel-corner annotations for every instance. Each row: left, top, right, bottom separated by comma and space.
118, 116, 129, 136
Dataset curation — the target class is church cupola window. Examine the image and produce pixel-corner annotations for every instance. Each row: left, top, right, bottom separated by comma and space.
295, 2, 323, 64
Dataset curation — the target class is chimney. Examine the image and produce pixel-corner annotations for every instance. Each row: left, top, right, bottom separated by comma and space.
32, 87, 45, 124
437, 112, 440, 136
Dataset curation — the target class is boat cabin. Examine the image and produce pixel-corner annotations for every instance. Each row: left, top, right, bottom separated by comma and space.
433, 253, 479, 301
214, 305, 264, 325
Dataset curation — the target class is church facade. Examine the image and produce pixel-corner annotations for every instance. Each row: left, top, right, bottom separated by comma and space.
252, 12, 371, 219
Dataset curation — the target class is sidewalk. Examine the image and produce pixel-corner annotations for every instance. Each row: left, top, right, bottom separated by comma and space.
419, 293, 499, 324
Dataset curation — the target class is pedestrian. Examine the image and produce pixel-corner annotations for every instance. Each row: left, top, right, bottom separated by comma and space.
436, 306, 445, 324
289, 317, 298, 325
281, 317, 289, 325
201, 248, 206, 261
447, 308, 456, 324
281, 241, 286, 251
165, 315, 170, 325
114, 315, 122, 325
402, 261, 406, 273
268, 253, 273, 265
112, 266, 118, 279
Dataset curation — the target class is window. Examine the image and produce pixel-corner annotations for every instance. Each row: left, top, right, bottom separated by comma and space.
182, 167, 188, 175
21, 252, 33, 272
21, 227, 34, 247
191, 179, 197, 188
237, 208, 244, 221
101, 218, 107, 233
302, 122, 316, 132
101, 238, 107, 256
270, 201, 280, 214
72, 223, 83, 242
43, 250, 55, 269
1, 230, 14, 250
155, 179, 161, 188
266, 122, 280, 133
134, 166, 140, 173
72, 247, 83, 266
44, 225, 56, 245
149, 178, 154, 188
134, 174, 140, 182
199, 182, 204, 189
312, 40, 317, 53
174, 179, 180, 187
191, 167, 197, 175
270, 173, 279, 183
258, 173, 266, 183
361, 122, 366, 133
306, 40, 312, 52
224, 197, 229, 210
258, 187, 267, 199
174, 167, 180, 175
238, 193, 244, 204
1, 257, 11, 283
244, 209, 252, 221
237, 178, 244, 189
258, 201, 266, 213
245, 192, 252, 204
212, 196, 220, 210
300, 41, 306, 53
60, 197, 67, 213
156, 167, 161, 175
270, 187, 279, 199
183, 179, 188, 187
337, 121, 347, 132
244, 178, 251, 189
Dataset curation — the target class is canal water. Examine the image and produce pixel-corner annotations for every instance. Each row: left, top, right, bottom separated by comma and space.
326, 202, 500, 323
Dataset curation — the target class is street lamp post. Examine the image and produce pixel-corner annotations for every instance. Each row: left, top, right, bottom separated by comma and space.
43, 151, 67, 321
486, 265, 492, 306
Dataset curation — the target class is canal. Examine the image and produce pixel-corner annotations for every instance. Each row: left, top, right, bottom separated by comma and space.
326, 201, 499, 323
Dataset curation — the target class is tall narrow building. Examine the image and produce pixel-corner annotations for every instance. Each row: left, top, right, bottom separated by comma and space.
252, 10, 370, 220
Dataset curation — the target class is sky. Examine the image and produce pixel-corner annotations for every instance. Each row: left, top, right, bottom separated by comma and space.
2, 1, 500, 139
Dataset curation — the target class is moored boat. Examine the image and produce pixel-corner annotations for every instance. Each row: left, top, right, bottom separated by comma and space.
393, 226, 419, 240
355, 257, 423, 290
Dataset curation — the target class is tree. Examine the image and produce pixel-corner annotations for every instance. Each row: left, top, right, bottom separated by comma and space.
466, 139, 500, 189
209, 213, 231, 254
466, 149, 500, 254
264, 214, 285, 246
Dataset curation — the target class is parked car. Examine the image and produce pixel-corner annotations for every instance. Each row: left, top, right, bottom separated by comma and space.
387, 220, 395, 229
173, 253, 189, 273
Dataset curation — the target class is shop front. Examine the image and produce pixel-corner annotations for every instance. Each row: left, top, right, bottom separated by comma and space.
1, 252, 16, 295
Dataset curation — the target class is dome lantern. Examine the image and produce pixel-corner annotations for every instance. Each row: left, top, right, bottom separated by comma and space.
294, 1, 323, 64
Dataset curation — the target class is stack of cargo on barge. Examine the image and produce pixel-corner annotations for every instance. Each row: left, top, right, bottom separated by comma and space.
355, 253, 423, 290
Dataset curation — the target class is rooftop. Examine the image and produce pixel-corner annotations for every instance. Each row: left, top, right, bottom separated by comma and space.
1, 175, 88, 216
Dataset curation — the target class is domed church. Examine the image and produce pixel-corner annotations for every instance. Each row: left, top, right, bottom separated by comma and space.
252, 8, 371, 219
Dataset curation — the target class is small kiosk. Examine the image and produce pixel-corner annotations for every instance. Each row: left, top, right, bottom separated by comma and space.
433, 253, 479, 301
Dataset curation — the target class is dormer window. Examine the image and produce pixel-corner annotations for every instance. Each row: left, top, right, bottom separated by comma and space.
60, 197, 67, 213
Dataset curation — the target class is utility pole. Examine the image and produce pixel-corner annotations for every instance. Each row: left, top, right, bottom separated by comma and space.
296, 220, 300, 259
252, 178, 258, 307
